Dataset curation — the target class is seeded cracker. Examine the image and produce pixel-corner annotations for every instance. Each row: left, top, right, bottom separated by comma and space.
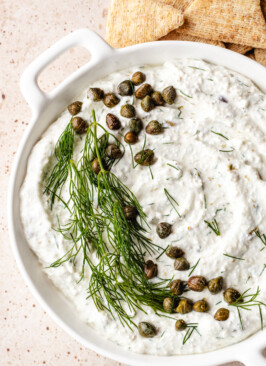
177, 0, 266, 49
105, 0, 184, 48
160, 29, 225, 47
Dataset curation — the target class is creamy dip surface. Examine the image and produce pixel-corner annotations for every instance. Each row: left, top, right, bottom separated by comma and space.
20, 59, 266, 355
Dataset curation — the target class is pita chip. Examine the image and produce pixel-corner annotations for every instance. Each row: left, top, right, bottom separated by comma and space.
177, 0, 266, 49
105, 0, 184, 48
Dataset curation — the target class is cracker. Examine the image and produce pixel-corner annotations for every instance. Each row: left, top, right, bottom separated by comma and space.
105, 0, 184, 48
261, 0, 266, 19
158, 0, 194, 12
226, 43, 253, 54
161, 30, 225, 48
177, 0, 266, 49
254, 48, 266, 66
245, 51, 256, 60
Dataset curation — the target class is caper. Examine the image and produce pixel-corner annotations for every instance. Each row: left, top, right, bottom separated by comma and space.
169, 279, 185, 296
122, 205, 138, 220
188, 276, 207, 292
124, 131, 138, 144
162, 86, 176, 105
138, 322, 157, 338
87, 87, 104, 101
67, 101, 82, 115
132, 71, 146, 86
103, 93, 120, 108
91, 158, 101, 175
117, 80, 133, 96
105, 144, 123, 159
141, 95, 155, 112
193, 299, 209, 312
208, 276, 223, 294
134, 149, 154, 166
176, 299, 193, 314
163, 297, 174, 313
151, 91, 164, 106
106, 113, 121, 130
175, 319, 187, 331
144, 260, 158, 279
223, 288, 241, 304
129, 118, 143, 135
135, 83, 153, 99
214, 308, 230, 321
174, 257, 190, 271
120, 104, 136, 118
72, 117, 88, 134
145, 120, 163, 135
166, 246, 184, 259
156, 222, 172, 239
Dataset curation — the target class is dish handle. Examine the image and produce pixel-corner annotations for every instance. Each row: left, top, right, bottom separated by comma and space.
20, 29, 114, 115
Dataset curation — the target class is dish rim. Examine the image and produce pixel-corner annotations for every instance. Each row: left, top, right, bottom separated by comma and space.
8, 29, 266, 366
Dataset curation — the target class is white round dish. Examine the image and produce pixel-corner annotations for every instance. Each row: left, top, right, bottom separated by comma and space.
8, 29, 266, 366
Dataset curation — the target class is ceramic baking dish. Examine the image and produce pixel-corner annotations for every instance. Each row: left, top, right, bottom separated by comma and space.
8, 29, 266, 366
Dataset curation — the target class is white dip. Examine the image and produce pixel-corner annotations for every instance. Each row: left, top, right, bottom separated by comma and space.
20, 59, 266, 355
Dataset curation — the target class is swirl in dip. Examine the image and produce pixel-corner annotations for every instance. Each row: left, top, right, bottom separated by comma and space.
20, 60, 266, 355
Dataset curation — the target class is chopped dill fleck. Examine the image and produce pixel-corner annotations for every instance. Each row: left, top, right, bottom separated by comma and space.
219, 148, 235, 152
177, 88, 192, 98
188, 258, 201, 276
223, 253, 245, 261
259, 264, 266, 276
255, 230, 266, 250
210, 130, 229, 140
188, 66, 207, 71
156, 245, 169, 260
164, 188, 181, 218
204, 219, 220, 236
183, 323, 200, 344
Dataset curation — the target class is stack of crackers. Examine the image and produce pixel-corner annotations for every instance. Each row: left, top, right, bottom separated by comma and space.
105, 0, 266, 66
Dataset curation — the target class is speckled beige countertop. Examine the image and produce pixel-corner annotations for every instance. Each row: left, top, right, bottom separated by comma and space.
0, 1, 248, 365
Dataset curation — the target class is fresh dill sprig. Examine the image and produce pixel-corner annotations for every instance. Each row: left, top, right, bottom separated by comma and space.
182, 323, 200, 345
230, 286, 266, 330
43, 121, 74, 208
204, 219, 220, 236
188, 258, 201, 276
210, 130, 229, 140
48, 110, 174, 329
164, 188, 181, 218
223, 254, 245, 261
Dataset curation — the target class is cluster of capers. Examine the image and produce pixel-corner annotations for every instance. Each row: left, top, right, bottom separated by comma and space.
165, 242, 190, 272
67, 101, 88, 134
138, 281, 243, 337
